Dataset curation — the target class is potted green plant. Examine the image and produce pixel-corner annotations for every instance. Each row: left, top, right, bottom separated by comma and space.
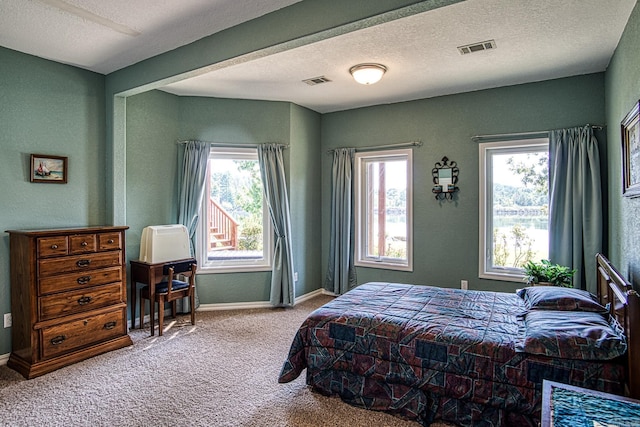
523, 259, 576, 287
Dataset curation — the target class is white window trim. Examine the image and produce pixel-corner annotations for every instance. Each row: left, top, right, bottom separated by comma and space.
196, 147, 273, 274
354, 148, 413, 272
478, 138, 548, 282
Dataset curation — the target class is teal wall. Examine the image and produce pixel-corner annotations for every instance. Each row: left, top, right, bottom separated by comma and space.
321, 74, 606, 293
125, 93, 322, 304
2, 0, 639, 358
0, 46, 106, 355
289, 104, 323, 296
605, 0, 640, 284
125, 90, 181, 261
104, 0, 464, 228
177, 96, 293, 303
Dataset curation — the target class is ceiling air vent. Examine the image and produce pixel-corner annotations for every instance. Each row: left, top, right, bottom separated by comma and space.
302, 76, 332, 86
457, 40, 496, 55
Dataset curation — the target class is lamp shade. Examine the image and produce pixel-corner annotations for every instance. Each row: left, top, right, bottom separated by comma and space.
349, 63, 387, 85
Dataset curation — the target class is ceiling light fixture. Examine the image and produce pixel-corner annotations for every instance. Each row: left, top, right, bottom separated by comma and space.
349, 63, 387, 85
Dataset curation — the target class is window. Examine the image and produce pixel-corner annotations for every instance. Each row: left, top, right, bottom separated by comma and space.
196, 147, 272, 273
354, 149, 412, 271
479, 138, 549, 281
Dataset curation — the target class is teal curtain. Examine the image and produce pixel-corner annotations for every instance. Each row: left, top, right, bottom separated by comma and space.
325, 148, 357, 294
177, 140, 210, 311
549, 126, 602, 293
257, 144, 295, 307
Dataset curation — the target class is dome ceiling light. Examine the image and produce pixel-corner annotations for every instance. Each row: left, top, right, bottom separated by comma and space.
349, 63, 387, 85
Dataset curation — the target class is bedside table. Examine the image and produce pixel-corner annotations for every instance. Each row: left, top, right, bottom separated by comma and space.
541, 380, 640, 426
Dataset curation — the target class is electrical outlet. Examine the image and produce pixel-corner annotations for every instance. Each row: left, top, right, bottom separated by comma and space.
460, 280, 468, 290
4, 313, 12, 328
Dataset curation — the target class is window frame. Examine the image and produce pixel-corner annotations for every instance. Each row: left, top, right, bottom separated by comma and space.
478, 137, 549, 282
196, 147, 273, 274
354, 148, 413, 272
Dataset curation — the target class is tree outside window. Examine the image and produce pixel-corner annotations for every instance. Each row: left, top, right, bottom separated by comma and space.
479, 138, 549, 281
197, 148, 272, 273
354, 149, 413, 272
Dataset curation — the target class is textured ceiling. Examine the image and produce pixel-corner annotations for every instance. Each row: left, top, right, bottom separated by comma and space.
0, 0, 636, 113
0, 0, 302, 72
161, 0, 637, 113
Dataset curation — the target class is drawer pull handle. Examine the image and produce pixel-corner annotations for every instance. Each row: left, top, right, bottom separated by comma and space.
77, 276, 91, 285
50, 335, 66, 345
77, 296, 93, 305
81, 241, 88, 247
76, 259, 91, 268
104, 321, 117, 330
51, 244, 58, 249
107, 239, 114, 244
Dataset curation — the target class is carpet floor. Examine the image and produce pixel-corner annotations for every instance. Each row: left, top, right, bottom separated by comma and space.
0, 294, 453, 427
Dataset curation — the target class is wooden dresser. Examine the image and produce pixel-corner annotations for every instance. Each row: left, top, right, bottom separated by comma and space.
6, 226, 133, 379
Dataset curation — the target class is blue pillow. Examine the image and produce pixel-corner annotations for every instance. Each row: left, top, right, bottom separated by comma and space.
516, 310, 627, 360
517, 286, 607, 313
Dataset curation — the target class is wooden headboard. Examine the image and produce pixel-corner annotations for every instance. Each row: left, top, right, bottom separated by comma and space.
596, 253, 640, 399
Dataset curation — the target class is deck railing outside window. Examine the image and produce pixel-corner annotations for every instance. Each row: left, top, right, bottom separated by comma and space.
208, 198, 238, 251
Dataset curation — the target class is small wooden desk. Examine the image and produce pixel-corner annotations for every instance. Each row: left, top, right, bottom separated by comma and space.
130, 258, 196, 335
542, 380, 640, 427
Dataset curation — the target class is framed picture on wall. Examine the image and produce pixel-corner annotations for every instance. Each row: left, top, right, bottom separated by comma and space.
30, 154, 68, 183
621, 100, 640, 198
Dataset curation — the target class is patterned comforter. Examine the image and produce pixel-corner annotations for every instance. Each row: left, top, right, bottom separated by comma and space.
278, 283, 625, 426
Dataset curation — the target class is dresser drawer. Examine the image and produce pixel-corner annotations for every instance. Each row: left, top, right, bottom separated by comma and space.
40, 308, 127, 359
98, 232, 122, 251
38, 251, 122, 277
69, 234, 97, 254
39, 283, 123, 321
8, 226, 131, 379
38, 236, 68, 258
38, 266, 122, 295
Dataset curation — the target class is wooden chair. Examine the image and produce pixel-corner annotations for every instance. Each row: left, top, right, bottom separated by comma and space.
139, 260, 197, 336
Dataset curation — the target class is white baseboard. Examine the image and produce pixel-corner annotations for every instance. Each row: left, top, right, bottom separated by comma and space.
320, 289, 339, 297
297, 287, 337, 300
197, 287, 333, 311
0, 352, 9, 366
197, 301, 272, 311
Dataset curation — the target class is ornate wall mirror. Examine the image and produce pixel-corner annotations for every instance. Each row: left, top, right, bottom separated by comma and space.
432, 156, 459, 200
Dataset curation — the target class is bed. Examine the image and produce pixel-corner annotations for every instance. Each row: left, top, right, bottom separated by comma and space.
278, 254, 640, 426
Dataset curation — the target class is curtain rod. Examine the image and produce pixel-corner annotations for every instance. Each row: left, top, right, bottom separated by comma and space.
327, 140, 423, 154
471, 124, 604, 143
177, 140, 289, 149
